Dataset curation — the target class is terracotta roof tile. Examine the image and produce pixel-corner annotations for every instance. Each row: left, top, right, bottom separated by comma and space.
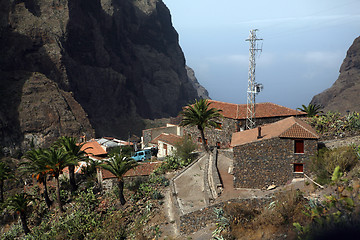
100, 162, 161, 179
150, 133, 182, 146
81, 140, 107, 156
231, 117, 319, 147
207, 100, 306, 120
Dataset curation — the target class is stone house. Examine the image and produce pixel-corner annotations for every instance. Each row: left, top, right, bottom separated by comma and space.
184, 100, 307, 149
96, 162, 162, 191
149, 133, 183, 158
142, 124, 184, 148
230, 116, 319, 189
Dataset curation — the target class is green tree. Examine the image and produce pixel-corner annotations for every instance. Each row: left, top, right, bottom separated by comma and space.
43, 148, 76, 212
54, 136, 89, 192
297, 104, 323, 117
174, 135, 197, 164
100, 154, 138, 205
6, 193, 34, 235
0, 160, 13, 202
180, 99, 222, 152
20, 149, 52, 208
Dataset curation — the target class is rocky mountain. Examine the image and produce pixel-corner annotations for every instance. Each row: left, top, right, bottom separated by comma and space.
186, 65, 210, 100
0, 0, 207, 152
311, 36, 360, 113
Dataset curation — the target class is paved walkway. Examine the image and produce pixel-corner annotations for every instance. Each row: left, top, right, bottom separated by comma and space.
173, 154, 208, 215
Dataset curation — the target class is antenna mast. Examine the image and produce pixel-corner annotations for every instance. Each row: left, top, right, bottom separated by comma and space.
245, 29, 263, 129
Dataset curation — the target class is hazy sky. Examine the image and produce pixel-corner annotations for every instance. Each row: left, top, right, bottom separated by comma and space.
162, 0, 360, 109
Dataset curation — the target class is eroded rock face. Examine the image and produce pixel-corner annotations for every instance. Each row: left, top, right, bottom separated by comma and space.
0, 0, 206, 150
186, 66, 210, 100
311, 36, 360, 113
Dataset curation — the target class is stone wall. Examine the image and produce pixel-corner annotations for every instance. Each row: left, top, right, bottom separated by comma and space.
184, 118, 237, 149
233, 137, 317, 189
179, 197, 272, 235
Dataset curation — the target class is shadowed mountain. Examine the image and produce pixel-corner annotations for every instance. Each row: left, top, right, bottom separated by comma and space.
311, 36, 360, 113
0, 0, 208, 152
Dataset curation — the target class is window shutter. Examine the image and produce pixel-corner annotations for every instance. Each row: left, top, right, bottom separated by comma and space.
295, 140, 304, 153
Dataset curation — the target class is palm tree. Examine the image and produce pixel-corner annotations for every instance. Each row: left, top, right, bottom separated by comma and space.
43, 148, 76, 212
0, 161, 13, 203
297, 104, 323, 117
100, 154, 137, 205
54, 136, 89, 192
6, 193, 34, 234
180, 99, 222, 152
21, 149, 52, 208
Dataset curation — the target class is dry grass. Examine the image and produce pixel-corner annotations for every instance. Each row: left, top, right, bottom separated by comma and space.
225, 190, 310, 240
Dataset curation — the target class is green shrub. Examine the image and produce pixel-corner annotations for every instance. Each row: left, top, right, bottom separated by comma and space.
108, 146, 133, 157
311, 146, 358, 185
308, 111, 360, 134
174, 136, 197, 162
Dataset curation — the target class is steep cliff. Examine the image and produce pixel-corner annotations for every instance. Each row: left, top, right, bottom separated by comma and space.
311, 36, 360, 113
0, 0, 206, 150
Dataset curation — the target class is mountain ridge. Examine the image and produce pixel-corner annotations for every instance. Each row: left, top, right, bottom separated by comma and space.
0, 0, 208, 152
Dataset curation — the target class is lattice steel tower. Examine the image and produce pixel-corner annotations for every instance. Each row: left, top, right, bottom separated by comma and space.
245, 29, 263, 129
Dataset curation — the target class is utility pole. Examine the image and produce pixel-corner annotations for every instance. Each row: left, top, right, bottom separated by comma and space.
245, 29, 263, 129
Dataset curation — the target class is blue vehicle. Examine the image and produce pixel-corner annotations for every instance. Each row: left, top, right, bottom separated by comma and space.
132, 150, 152, 162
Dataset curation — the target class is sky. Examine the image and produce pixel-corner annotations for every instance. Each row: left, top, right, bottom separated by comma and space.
162, 0, 360, 109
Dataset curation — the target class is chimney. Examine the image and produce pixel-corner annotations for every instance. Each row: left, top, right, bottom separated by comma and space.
257, 127, 262, 139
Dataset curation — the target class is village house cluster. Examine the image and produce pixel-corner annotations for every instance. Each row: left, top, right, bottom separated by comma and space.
76, 100, 317, 190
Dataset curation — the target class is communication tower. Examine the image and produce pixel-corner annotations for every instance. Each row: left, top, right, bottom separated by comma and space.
245, 29, 263, 129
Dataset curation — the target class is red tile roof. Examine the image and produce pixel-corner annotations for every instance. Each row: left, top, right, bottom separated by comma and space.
81, 140, 107, 156
231, 117, 319, 147
100, 162, 161, 179
150, 133, 182, 146
207, 100, 306, 120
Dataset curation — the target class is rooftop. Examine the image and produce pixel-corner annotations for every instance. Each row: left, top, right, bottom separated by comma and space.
231, 116, 319, 147
207, 100, 306, 120
150, 133, 182, 146
100, 162, 161, 179
81, 140, 107, 156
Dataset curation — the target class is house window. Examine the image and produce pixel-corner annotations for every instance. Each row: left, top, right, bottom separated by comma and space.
294, 163, 304, 173
294, 140, 304, 154
164, 143, 167, 155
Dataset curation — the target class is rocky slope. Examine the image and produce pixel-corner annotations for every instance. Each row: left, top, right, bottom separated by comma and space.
0, 0, 207, 151
311, 36, 360, 113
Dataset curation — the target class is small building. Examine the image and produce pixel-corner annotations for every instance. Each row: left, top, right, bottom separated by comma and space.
150, 133, 183, 158
81, 140, 108, 160
184, 100, 307, 149
96, 137, 133, 152
230, 116, 319, 189
96, 162, 162, 191
142, 124, 184, 148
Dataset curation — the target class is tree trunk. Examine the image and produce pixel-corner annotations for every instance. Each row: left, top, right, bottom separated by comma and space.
198, 126, 209, 152
20, 212, 30, 235
55, 177, 64, 212
118, 179, 126, 205
0, 180, 4, 203
42, 177, 52, 208
68, 165, 77, 192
